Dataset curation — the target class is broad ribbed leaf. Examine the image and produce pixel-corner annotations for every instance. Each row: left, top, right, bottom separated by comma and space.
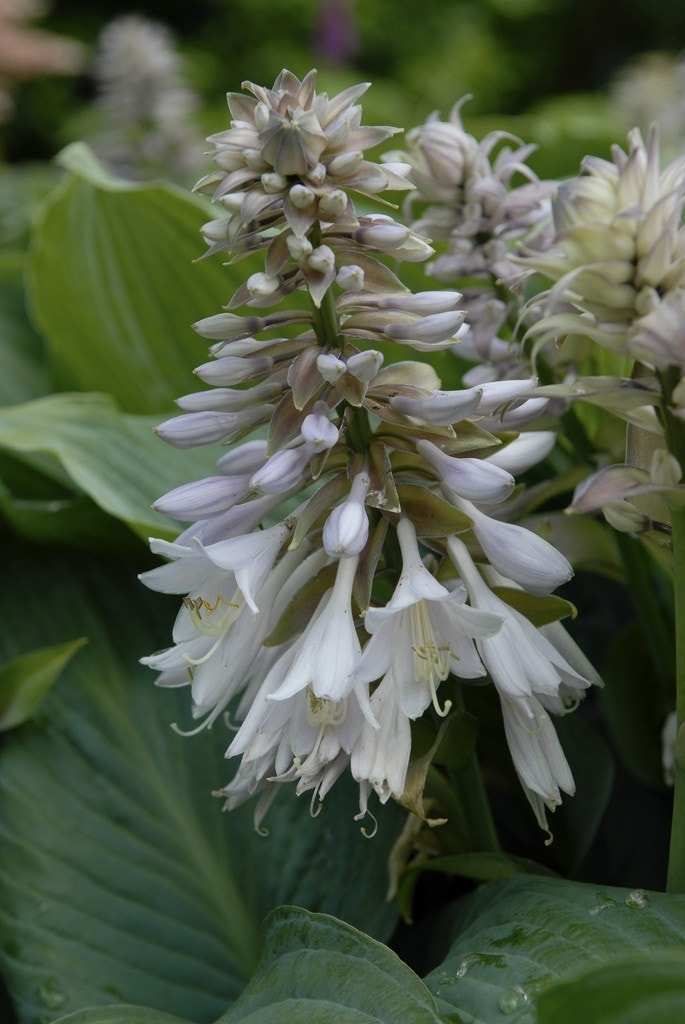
0, 393, 219, 541
26, 143, 253, 414
0, 543, 401, 1024
217, 907, 446, 1024
537, 952, 685, 1024
424, 876, 685, 1024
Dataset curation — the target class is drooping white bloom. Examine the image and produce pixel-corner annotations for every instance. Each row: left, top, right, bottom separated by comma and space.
356, 518, 502, 719
448, 536, 598, 829
268, 553, 368, 708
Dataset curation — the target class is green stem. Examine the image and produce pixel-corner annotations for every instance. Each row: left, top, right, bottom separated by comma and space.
451, 686, 501, 853
308, 222, 340, 350
668, 505, 685, 893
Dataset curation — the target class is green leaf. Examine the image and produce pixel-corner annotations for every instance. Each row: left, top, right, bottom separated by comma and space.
26, 143, 253, 414
0, 542, 401, 1023
490, 588, 576, 627
0, 392, 219, 542
218, 906, 447, 1024
0, 252, 50, 406
54, 1011, 190, 1024
423, 876, 685, 1024
537, 952, 685, 1024
0, 638, 87, 731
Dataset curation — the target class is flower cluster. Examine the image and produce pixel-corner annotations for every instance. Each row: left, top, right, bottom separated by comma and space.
387, 98, 554, 374
142, 70, 599, 836
519, 127, 685, 535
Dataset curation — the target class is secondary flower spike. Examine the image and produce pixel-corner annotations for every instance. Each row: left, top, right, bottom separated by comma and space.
141, 69, 598, 836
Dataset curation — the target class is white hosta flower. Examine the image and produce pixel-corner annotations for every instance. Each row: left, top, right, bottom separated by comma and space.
500, 694, 576, 833
451, 497, 573, 595
204, 518, 294, 612
323, 471, 371, 557
448, 536, 593, 706
356, 518, 502, 719
351, 672, 412, 804
448, 536, 598, 829
268, 554, 369, 709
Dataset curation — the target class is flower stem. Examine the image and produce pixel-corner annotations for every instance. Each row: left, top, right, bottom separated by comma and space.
667, 503, 685, 893
452, 686, 501, 854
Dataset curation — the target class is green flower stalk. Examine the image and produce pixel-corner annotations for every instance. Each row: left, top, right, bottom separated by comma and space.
141, 70, 599, 837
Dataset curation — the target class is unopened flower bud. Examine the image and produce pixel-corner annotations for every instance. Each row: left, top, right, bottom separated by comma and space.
302, 403, 339, 451
317, 353, 346, 382
254, 101, 270, 130
336, 264, 364, 291
319, 189, 348, 216
289, 184, 316, 208
247, 272, 281, 297
323, 472, 371, 557
328, 151, 363, 176
261, 171, 287, 193
347, 350, 383, 381
309, 162, 327, 185
308, 245, 336, 274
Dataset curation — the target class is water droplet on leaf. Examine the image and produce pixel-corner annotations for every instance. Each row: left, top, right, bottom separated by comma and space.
498, 984, 530, 1013
37, 979, 66, 1011
625, 888, 650, 908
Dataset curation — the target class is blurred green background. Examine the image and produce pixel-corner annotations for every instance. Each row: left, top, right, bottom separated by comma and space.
3, 0, 685, 179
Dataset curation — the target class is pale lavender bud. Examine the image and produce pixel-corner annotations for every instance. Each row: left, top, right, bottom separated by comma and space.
308, 245, 336, 274
457, 497, 573, 595
290, 184, 316, 208
175, 381, 281, 413
319, 189, 348, 216
323, 472, 371, 557
377, 290, 462, 315
287, 234, 313, 260
384, 310, 466, 345
247, 272, 281, 297
261, 171, 287, 193
302, 403, 339, 451
216, 439, 269, 474
417, 439, 515, 504
328, 151, 363, 176
336, 264, 365, 291
309, 162, 327, 186
194, 312, 266, 341
317, 353, 346, 382
194, 355, 274, 385
154, 474, 251, 519
254, 101, 269, 130
486, 431, 556, 475
347, 350, 383, 381
391, 387, 483, 425
475, 378, 538, 414
250, 446, 310, 494
357, 220, 410, 247
155, 409, 266, 448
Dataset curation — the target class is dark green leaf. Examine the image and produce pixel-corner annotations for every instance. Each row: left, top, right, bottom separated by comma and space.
424, 876, 685, 1024
537, 952, 685, 1024
0, 543, 401, 1024
218, 906, 447, 1024
0, 393, 219, 542
0, 638, 86, 731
